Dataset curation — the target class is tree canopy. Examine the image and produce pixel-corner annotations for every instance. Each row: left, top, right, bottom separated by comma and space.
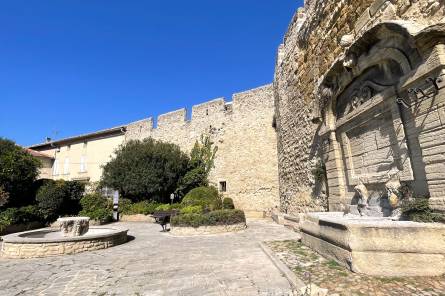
101, 138, 190, 203
0, 138, 41, 208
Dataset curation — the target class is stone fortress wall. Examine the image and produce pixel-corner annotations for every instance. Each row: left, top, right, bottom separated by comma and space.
274, 0, 445, 215
125, 84, 280, 214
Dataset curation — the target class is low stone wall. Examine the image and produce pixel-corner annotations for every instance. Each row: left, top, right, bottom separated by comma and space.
1, 228, 128, 259
300, 212, 445, 276
120, 214, 155, 223
170, 223, 247, 236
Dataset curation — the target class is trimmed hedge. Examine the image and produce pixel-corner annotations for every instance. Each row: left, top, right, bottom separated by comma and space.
120, 199, 163, 215
181, 186, 221, 212
222, 197, 235, 209
171, 209, 246, 228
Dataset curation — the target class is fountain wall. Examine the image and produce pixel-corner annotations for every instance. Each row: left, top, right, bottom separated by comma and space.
274, 0, 445, 215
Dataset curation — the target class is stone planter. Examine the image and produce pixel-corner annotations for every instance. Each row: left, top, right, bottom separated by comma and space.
170, 223, 247, 236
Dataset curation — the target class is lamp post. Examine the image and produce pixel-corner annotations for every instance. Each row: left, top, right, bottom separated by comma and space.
170, 193, 175, 205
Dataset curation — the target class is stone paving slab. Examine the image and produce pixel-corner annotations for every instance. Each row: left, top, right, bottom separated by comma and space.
0, 219, 299, 296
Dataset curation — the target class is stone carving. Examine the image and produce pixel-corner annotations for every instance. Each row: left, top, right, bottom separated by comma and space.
385, 174, 404, 219
58, 217, 90, 237
341, 85, 374, 117
343, 53, 357, 69
354, 181, 369, 216
421, 0, 443, 16
340, 34, 354, 48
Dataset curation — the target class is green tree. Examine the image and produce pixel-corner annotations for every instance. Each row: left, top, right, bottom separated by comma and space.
101, 138, 189, 203
35, 180, 85, 220
0, 138, 41, 207
176, 135, 218, 197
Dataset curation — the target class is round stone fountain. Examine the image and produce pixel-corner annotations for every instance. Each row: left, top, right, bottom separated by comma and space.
0, 217, 128, 259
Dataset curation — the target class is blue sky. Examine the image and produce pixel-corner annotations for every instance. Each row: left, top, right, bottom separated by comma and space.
0, 1, 302, 146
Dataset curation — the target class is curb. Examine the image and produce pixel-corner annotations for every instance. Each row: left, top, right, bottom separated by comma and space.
259, 242, 306, 290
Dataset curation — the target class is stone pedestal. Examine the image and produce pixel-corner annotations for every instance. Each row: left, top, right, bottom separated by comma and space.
57, 217, 90, 237
300, 212, 445, 276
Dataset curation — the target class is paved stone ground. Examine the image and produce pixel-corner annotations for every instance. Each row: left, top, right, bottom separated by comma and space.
266, 240, 445, 296
0, 220, 299, 296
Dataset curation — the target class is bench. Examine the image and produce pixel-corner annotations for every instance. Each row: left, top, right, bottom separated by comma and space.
151, 210, 178, 232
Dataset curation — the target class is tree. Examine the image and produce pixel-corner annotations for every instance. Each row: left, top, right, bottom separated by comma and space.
101, 138, 189, 203
176, 135, 218, 197
0, 138, 41, 207
35, 180, 85, 220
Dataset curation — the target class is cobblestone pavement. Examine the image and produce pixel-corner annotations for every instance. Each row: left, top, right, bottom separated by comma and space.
266, 240, 445, 296
0, 220, 299, 296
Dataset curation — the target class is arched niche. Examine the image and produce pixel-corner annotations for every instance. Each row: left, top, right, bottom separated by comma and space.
316, 21, 439, 213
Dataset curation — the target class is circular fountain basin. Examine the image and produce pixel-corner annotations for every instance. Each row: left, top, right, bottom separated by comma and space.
0, 226, 128, 259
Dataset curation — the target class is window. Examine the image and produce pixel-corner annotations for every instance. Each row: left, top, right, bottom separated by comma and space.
80, 156, 87, 173
219, 181, 227, 192
66, 145, 71, 151
64, 158, 70, 175
53, 160, 59, 176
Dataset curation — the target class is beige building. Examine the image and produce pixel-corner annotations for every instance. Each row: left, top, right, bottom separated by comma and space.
29, 126, 126, 183
29, 85, 280, 215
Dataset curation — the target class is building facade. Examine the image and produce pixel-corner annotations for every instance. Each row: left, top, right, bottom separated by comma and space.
30, 85, 279, 215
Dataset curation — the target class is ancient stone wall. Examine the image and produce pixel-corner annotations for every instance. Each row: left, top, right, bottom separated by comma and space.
274, 0, 445, 215
125, 84, 279, 214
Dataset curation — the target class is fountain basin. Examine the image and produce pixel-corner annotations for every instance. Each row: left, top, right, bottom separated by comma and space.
300, 212, 445, 276
1, 226, 128, 259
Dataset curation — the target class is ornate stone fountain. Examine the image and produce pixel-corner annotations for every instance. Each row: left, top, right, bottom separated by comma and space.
0, 217, 128, 259
57, 217, 90, 237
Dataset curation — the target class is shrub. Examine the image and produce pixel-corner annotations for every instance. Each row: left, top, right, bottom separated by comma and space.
181, 186, 221, 212
401, 198, 443, 223
155, 204, 171, 211
0, 138, 41, 207
101, 138, 190, 203
222, 197, 235, 209
0, 186, 9, 208
120, 200, 162, 215
0, 205, 44, 233
79, 193, 112, 222
36, 180, 85, 221
180, 205, 203, 215
171, 209, 246, 228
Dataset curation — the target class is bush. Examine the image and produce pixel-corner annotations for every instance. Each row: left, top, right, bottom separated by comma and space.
0, 138, 41, 207
36, 180, 85, 221
120, 200, 162, 215
401, 198, 444, 223
101, 138, 190, 203
181, 186, 221, 212
79, 193, 112, 222
0, 186, 9, 208
0, 205, 44, 233
180, 205, 203, 215
171, 209, 246, 228
222, 197, 235, 209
